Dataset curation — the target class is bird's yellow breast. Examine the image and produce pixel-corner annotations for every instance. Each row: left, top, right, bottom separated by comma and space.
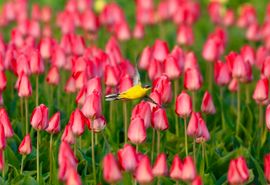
118, 84, 150, 100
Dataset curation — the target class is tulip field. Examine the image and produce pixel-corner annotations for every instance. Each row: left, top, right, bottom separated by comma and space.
2, 0, 270, 184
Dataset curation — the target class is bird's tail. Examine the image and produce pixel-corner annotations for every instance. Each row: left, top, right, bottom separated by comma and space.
105, 93, 120, 101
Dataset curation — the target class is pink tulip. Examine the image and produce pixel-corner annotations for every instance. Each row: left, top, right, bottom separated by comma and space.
241, 45, 255, 65
187, 112, 201, 138
0, 71, 7, 91
237, 4, 257, 28
266, 105, 270, 130
152, 39, 169, 61
253, 77, 269, 103
228, 157, 249, 185
262, 57, 270, 78
117, 144, 138, 172
119, 74, 133, 93
30, 104, 48, 130
201, 91, 216, 114
202, 38, 219, 62
66, 168, 82, 185
133, 23, 145, 39
256, 46, 268, 70
104, 65, 119, 87
184, 68, 203, 91
40, 37, 52, 59
131, 101, 151, 128
264, 154, 270, 183
139, 46, 152, 70
135, 155, 154, 184
65, 76, 76, 94
0, 124, 6, 150
0, 108, 14, 138
46, 112, 61, 134
232, 55, 247, 81
89, 116, 106, 133
61, 124, 75, 144
86, 77, 102, 95
214, 60, 231, 86
70, 109, 86, 136
81, 90, 102, 119
18, 72, 32, 98
223, 9, 234, 26
175, 91, 192, 118
151, 107, 169, 131
192, 176, 203, 185
29, 49, 44, 74
152, 153, 168, 177
18, 134, 32, 155
177, 24, 194, 46
148, 59, 163, 81
149, 91, 162, 110
128, 117, 146, 144
196, 117, 210, 143
46, 66, 60, 85
228, 79, 238, 93
115, 21, 131, 41
103, 153, 122, 184
51, 46, 66, 69
170, 155, 183, 180
181, 156, 196, 182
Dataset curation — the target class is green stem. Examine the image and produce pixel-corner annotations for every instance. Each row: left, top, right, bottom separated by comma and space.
136, 144, 139, 152
236, 83, 241, 136
245, 84, 250, 104
174, 80, 179, 137
20, 155, 25, 174
193, 139, 196, 164
20, 98, 24, 133
2, 150, 4, 179
91, 132, 96, 185
123, 102, 128, 144
201, 143, 205, 175
37, 131, 40, 183
259, 104, 263, 128
208, 62, 213, 94
184, 117, 188, 156
157, 130, 161, 154
151, 129, 155, 162
25, 98, 28, 135
49, 134, 53, 184
80, 136, 82, 149
74, 137, 77, 156
36, 75, 39, 106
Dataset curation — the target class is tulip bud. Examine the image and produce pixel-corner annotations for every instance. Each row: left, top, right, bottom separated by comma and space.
201, 91, 216, 114
18, 134, 32, 155
148, 59, 163, 81
152, 153, 168, 177
152, 40, 169, 61
228, 79, 238, 93
151, 107, 169, 131
266, 105, 270, 130
131, 101, 151, 128
228, 157, 249, 185
152, 75, 172, 103
181, 156, 196, 181
104, 65, 119, 87
61, 124, 75, 144
253, 77, 269, 103
175, 91, 192, 118
192, 176, 203, 185
66, 168, 82, 185
128, 117, 146, 144
133, 23, 145, 39
232, 55, 247, 80
135, 155, 154, 184
177, 24, 194, 46
65, 76, 76, 94
170, 155, 183, 181
69, 109, 86, 136
0, 71, 7, 91
0, 124, 6, 150
46, 112, 61, 134
187, 112, 202, 138
29, 49, 44, 74
89, 116, 106, 133
103, 153, 122, 184
81, 90, 102, 119
262, 57, 270, 78
196, 117, 210, 143
46, 66, 60, 85
119, 74, 133, 93
202, 39, 219, 62
139, 46, 152, 70
164, 55, 181, 80
0, 108, 14, 138
18, 72, 32, 98
264, 154, 270, 183
214, 60, 231, 86
117, 144, 138, 172
184, 68, 203, 91
30, 104, 48, 130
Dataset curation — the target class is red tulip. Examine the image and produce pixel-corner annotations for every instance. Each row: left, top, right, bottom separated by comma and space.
151, 107, 169, 131
40, 37, 52, 59
104, 65, 119, 87
14, 54, 30, 76
196, 117, 210, 143
201, 91, 216, 114
65, 76, 76, 94
0, 71, 7, 91
266, 105, 270, 130
46, 112, 61, 134
152, 153, 168, 177
81, 90, 102, 119
253, 77, 269, 103
0, 124, 6, 150
119, 74, 133, 93
187, 112, 201, 138
61, 124, 75, 145
214, 60, 231, 86
223, 9, 234, 26
115, 21, 131, 41
202, 38, 219, 62
69, 109, 86, 136
76, 87, 87, 106
228, 79, 238, 93
30, 104, 48, 130
192, 176, 203, 185
170, 155, 183, 181
18, 134, 32, 155
103, 153, 122, 184
18, 72, 32, 98
237, 4, 257, 28
232, 55, 247, 81
29, 49, 44, 74
152, 39, 169, 61
135, 155, 154, 184
175, 91, 192, 118
149, 91, 162, 110
66, 168, 82, 185
133, 23, 145, 39
73, 71, 87, 90
128, 117, 146, 144
264, 154, 270, 183
139, 46, 152, 70
256, 46, 268, 70
241, 45, 255, 65
177, 24, 194, 46
152, 74, 172, 103
228, 157, 249, 185
262, 57, 270, 78
117, 144, 138, 172
131, 101, 151, 128
181, 156, 196, 182
0, 108, 14, 138
51, 46, 66, 69
46, 66, 60, 85
148, 59, 163, 81
184, 68, 203, 91
89, 116, 106, 133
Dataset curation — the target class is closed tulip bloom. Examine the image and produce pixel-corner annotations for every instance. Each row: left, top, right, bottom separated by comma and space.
131, 101, 151, 128
30, 104, 48, 130
164, 55, 181, 80
70, 109, 86, 136
149, 91, 162, 110
177, 24, 194, 46
196, 117, 210, 143
66, 168, 82, 185
46, 66, 60, 85
133, 22, 145, 39
214, 60, 231, 86
170, 155, 183, 180
175, 91, 192, 118
61, 124, 75, 144
103, 153, 122, 184
184, 52, 199, 72
228, 157, 249, 185
202, 39, 219, 62
139, 46, 152, 70
29, 49, 44, 74
65, 76, 76, 94
40, 37, 52, 59
201, 91, 216, 114
152, 39, 169, 61
184, 68, 203, 91
253, 77, 269, 103
89, 116, 106, 133
128, 117, 146, 144
18, 72, 32, 98
264, 154, 270, 183
104, 65, 119, 87
148, 59, 163, 81
46, 112, 61, 134
262, 57, 270, 78
18, 134, 32, 155
0, 108, 14, 138
135, 155, 154, 184
266, 105, 270, 130
181, 156, 196, 182
86, 77, 102, 95
152, 74, 172, 103
256, 46, 268, 70
192, 176, 203, 185
151, 107, 169, 131
81, 90, 102, 119
152, 153, 168, 177
76, 87, 87, 106
117, 144, 138, 172
187, 112, 202, 138
232, 55, 247, 80
0, 71, 6, 91
73, 71, 87, 90
228, 79, 238, 93
115, 21, 131, 41
119, 74, 133, 93
0, 124, 6, 150
241, 45, 255, 65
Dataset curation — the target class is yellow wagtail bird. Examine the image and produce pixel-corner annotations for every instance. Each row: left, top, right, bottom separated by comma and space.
105, 65, 160, 106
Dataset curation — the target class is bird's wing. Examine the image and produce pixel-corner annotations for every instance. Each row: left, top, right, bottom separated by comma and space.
133, 55, 141, 85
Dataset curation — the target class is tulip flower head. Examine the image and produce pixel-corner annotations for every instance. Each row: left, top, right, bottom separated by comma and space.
135, 155, 154, 184
152, 153, 168, 177
128, 116, 146, 144
117, 144, 138, 172
201, 91, 216, 114
103, 153, 122, 184
18, 134, 32, 155
30, 104, 48, 130
264, 154, 270, 183
175, 91, 192, 118
227, 157, 249, 185
170, 155, 183, 181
